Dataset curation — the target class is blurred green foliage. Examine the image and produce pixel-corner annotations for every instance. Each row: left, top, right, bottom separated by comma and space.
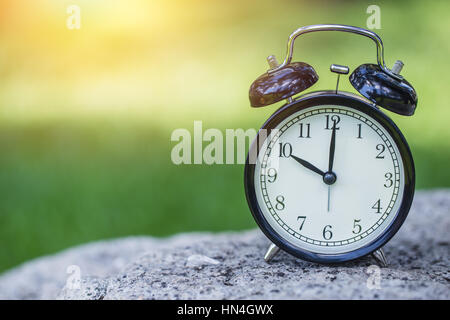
0, 0, 449, 272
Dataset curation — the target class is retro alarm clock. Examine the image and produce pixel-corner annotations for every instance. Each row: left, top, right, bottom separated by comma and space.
244, 24, 417, 266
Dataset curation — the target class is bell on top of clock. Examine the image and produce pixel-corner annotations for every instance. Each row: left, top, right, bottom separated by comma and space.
249, 25, 417, 116
249, 55, 318, 107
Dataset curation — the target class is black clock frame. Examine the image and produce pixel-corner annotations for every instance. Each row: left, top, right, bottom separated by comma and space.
244, 90, 415, 263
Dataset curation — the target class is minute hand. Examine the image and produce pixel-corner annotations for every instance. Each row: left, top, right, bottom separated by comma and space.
328, 125, 337, 172
291, 155, 325, 177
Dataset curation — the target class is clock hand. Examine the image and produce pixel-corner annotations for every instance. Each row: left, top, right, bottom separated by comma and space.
290, 155, 325, 177
327, 186, 331, 212
328, 123, 337, 172
327, 123, 337, 212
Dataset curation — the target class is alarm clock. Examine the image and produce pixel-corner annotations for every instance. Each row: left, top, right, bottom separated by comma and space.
244, 24, 417, 266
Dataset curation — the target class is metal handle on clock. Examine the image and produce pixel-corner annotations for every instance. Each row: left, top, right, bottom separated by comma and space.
268, 24, 402, 81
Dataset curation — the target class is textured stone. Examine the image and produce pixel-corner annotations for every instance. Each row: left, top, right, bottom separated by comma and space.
0, 190, 448, 300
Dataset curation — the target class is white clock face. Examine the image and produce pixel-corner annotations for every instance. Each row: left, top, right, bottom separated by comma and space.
254, 105, 405, 254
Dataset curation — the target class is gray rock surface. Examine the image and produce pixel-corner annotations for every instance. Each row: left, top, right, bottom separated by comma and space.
0, 190, 449, 300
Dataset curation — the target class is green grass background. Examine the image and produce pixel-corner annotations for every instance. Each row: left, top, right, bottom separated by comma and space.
0, 0, 449, 272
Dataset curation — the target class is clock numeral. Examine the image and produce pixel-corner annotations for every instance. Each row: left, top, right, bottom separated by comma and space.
299, 123, 311, 138
357, 124, 362, 139
278, 142, 292, 158
325, 115, 340, 130
322, 225, 333, 240
376, 144, 386, 159
275, 195, 285, 210
384, 172, 393, 188
352, 219, 362, 234
372, 199, 383, 214
297, 216, 306, 230
266, 168, 277, 183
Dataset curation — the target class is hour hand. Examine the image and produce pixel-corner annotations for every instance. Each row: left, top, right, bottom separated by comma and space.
290, 155, 325, 177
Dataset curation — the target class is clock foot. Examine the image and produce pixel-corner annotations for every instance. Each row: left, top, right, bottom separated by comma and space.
264, 243, 280, 262
371, 248, 388, 268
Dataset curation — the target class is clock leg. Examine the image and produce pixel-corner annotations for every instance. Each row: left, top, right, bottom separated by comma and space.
371, 248, 388, 268
264, 243, 281, 262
